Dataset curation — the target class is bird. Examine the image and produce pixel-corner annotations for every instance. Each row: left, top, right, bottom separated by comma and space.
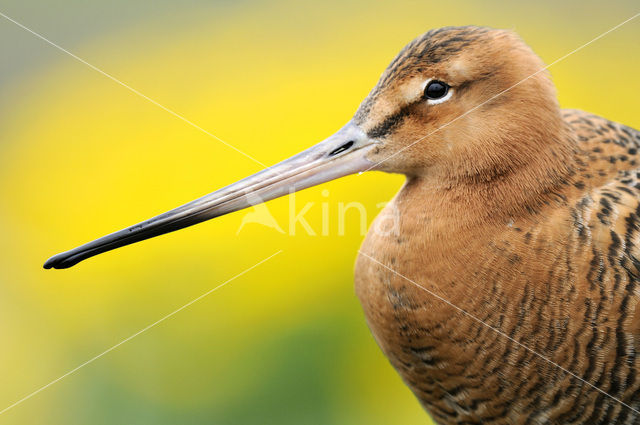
43, 26, 640, 424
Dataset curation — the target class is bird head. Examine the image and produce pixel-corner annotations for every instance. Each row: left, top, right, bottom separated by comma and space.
44, 26, 566, 269
354, 26, 563, 178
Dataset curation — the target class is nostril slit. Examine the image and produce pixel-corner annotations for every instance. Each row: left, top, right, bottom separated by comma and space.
329, 141, 355, 156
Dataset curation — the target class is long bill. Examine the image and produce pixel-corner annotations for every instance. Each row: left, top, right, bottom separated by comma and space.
44, 121, 377, 269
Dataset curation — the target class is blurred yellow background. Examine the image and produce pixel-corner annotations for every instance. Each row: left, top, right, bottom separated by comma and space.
0, 0, 639, 423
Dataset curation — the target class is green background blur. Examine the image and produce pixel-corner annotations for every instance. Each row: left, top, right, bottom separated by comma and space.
1, 1, 639, 424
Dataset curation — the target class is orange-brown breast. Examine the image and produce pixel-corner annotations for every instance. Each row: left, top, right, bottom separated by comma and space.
355, 109, 640, 424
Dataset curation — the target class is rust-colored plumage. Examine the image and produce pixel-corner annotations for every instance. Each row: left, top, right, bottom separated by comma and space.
44, 26, 640, 424
354, 27, 640, 423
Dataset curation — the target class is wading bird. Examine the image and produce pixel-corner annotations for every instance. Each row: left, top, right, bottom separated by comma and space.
45, 26, 640, 424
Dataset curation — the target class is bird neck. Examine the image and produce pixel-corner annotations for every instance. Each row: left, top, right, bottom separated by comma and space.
404, 121, 577, 230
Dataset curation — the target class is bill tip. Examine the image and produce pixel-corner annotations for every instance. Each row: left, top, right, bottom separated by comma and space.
43, 253, 75, 269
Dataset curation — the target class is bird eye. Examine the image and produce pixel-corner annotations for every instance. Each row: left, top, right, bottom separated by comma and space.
424, 80, 449, 100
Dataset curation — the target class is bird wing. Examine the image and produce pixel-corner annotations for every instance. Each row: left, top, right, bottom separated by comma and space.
564, 109, 640, 356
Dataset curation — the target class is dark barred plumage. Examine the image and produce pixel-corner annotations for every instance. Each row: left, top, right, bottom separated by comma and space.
356, 111, 640, 424
353, 28, 640, 424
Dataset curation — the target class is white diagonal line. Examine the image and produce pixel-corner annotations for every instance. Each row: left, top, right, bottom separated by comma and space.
3, 4, 640, 419
0, 11, 268, 168
363, 12, 640, 173
0, 250, 282, 416
358, 250, 640, 416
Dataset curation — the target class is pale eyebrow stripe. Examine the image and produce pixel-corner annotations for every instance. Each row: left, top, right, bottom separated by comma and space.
363, 11, 640, 172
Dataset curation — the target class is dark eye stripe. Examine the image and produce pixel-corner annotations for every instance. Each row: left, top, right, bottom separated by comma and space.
365, 78, 457, 139
367, 104, 414, 139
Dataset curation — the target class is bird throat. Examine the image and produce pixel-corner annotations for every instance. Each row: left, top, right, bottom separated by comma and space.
354, 127, 581, 422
